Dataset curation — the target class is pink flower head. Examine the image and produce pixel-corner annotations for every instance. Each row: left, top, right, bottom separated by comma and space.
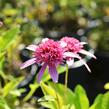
20, 38, 63, 83
60, 36, 96, 72
60, 37, 84, 53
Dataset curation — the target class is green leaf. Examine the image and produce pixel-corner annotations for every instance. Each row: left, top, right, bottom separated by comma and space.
40, 82, 59, 109
38, 95, 56, 109
3, 77, 24, 97
39, 101, 57, 109
38, 95, 55, 102
0, 52, 5, 61
0, 27, 20, 52
40, 82, 56, 97
23, 83, 39, 101
89, 94, 103, 109
90, 92, 109, 109
0, 55, 4, 69
62, 104, 76, 109
0, 97, 11, 109
10, 90, 21, 96
101, 92, 109, 109
62, 104, 70, 109
0, 57, 7, 79
49, 82, 75, 105
74, 85, 89, 109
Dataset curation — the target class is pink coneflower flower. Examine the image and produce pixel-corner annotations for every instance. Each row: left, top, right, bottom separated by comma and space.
20, 38, 63, 83
60, 36, 96, 72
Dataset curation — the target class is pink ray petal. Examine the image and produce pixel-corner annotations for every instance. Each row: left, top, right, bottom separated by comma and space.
37, 63, 47, 83
79, 49, 96, 59
66, 59, 74, 67
48, 64, 58, 83
26, 45, 37, 51
80, 59, 91, 72
42, 38, 49, 43
80, 42, 87, 45
20, 58, 36, 69
64, 52, 81, 59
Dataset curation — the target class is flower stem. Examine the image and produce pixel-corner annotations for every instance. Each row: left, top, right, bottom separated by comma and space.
65, 64, 68, 92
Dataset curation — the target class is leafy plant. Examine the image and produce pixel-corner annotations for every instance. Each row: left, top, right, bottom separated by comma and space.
89, 92, 109, 109
0, 27, 20, 78
0, 27, 22, 109
39, 82, 89, 109
0, 97, 11, 109
0, 77, 24, 109
39, 82, 109, 109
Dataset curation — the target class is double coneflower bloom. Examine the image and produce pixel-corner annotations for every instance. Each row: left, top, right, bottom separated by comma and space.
20, 37, 96, 83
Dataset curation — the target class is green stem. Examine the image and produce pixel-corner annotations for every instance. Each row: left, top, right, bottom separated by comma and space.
65, 64, 68, 92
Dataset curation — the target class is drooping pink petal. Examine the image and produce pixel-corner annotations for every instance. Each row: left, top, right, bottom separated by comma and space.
37, 63, 47, 83
80, 59, 91, 72
66, 59, 74, 67
20, 58, 36, 69
79, 49, 96, 59
64, 52, 81, 59
64, 51, 91, 72
48, 64, 58, 83
26, 45, 37, 51
80, 42, 87, 45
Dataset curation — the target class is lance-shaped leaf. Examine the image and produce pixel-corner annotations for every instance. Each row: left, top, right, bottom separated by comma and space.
74, 85, 89, 109
0, 27, 20, 52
